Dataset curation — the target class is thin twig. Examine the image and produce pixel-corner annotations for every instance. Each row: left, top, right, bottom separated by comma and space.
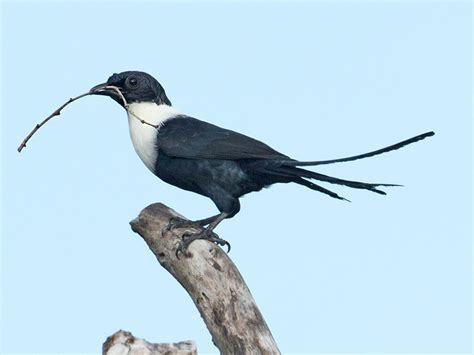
17, 92, 92, 152
95, 86, 160, 129
97, 85, 129, 109
18, 85, 160, 153
129, 111, 161, 129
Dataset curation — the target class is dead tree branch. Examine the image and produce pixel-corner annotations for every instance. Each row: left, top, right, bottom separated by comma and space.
103, 330, 197, 355
127, 203, 280, 354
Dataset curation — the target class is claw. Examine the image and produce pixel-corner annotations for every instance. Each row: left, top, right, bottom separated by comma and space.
175, 229, 232, 258
165, 217, 199, 233
175, 243, 185, 259
216, 239, 231, 253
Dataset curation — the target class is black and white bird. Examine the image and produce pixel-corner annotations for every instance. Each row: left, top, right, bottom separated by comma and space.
91, 71, 434, 253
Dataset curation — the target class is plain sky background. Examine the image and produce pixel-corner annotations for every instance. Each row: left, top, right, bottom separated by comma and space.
1, 1, 471, 354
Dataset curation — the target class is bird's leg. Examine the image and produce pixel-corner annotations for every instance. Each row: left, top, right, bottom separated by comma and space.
165, 214, 221, 232
175, 212, 230, 258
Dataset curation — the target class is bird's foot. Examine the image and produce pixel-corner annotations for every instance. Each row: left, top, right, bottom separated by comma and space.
165, 217, 202, 233
175, 229, 231, 258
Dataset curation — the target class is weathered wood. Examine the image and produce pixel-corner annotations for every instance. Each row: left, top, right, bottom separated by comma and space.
128, 203, 280, 355
103, 329, 197, 355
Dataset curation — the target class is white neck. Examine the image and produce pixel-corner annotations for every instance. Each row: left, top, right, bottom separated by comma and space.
127, 102, 180, 172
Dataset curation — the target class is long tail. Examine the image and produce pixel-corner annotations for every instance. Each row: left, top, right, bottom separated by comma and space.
258, 131, 434, 201
286, 131, 435, 166
262, 164, 398, 201
280, 165, 397, 199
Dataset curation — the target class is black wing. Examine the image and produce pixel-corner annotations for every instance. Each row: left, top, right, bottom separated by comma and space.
156, 116, 290, 160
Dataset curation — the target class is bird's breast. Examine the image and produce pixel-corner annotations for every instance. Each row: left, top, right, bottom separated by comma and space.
127, 102, 180, 173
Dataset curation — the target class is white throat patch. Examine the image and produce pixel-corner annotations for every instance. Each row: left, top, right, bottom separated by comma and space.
127, 102, 180, 172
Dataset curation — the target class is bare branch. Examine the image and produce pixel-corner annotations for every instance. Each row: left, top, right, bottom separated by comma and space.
17, 85, 161, 153
129, 203, 281, 354
103, 330, 197, 355
17, 91, 91, 152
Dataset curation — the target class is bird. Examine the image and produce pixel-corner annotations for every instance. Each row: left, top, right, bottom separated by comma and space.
90, 70, 434, 255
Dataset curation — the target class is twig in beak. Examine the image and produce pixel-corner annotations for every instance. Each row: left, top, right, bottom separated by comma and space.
101, 85, 160, 129
128, 112, 161, 129
91, 85, 160, 129
95, 85, 129, 109
17, 91, 92, 152
18, 85, 161, 153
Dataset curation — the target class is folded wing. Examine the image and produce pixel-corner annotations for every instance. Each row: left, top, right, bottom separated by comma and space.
156, 116, 291, 161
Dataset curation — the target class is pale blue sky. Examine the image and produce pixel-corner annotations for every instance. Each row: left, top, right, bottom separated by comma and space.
1, 1, 472, 354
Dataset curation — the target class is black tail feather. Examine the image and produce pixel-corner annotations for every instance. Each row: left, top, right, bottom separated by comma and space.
278, 165, 396, 195
294, 177, 350, 202
287, 131, 434, 166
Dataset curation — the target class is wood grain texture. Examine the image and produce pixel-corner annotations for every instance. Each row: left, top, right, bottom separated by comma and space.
103, 329, 197, 355
128, 203, 280, 355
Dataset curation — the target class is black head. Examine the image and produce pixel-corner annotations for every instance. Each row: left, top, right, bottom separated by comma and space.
90, 71, 171, 107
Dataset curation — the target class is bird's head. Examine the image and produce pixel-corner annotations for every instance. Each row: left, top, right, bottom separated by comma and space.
90, 71, 171, 107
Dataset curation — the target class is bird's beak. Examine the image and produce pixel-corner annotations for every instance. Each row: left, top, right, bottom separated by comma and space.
89, 82, 127, 107
89, 82, 111, 96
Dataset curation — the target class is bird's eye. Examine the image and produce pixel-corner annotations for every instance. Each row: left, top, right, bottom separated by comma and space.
127, 77, 138, 87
